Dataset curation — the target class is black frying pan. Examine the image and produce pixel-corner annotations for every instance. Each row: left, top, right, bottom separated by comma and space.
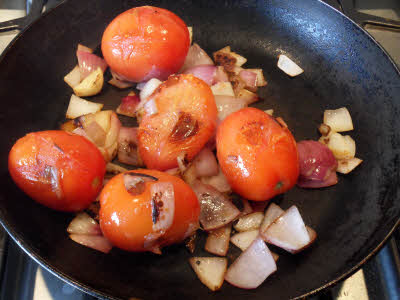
0, 0, 399, 299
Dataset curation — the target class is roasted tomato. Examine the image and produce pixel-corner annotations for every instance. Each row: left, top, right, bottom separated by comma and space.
99, 169, 200, 253
216, 107, 299, 201
101, 6, 190, 82
8, 131, 106, 211
138, 74, 217, 170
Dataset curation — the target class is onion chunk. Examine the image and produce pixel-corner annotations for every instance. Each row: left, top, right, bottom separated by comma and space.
225, 238, 277, 289
189, 257, 227, 291
205, 224, 231, 256
277, 54, 304, 77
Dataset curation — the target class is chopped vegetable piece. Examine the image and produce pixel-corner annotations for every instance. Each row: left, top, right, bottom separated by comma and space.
73, 67, 104, 97
337, 157, 363, 174
181, 43, 214, 71
200, 167, 231, 193
230, 230, 259, 251
260, 203, 284, 235
67, 212, 102, 235
277, 54, 304, 77
211, 82, 235, 96
323, 132, 356, 160
263, 206, 314, 253
234, 212, 264, 232
64, 65, 81, 88
191, 180, 240, 231
116, 94, 140, 118
323, 107, 354, 132
69, 234, 112, 253
189, 257, 227, 291
225, 238, 277, 289
66, 94, 103, 119
205, 224, 231, 256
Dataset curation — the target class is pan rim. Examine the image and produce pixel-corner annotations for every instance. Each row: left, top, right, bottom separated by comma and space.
0, 0, 399, 299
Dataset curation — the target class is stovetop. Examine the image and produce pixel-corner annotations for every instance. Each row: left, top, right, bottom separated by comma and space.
0, 1, 399, 299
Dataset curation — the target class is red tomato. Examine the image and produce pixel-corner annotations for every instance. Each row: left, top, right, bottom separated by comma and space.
99, 169, 200, 253
101, 6, 190, 82
216, 107, 299, 201
138, 74, 217, 170
8, 131, 106, 211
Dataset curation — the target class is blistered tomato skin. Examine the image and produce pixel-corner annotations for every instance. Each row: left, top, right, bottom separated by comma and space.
8, 131, 106, 212
138, 74, 217, 170
101, 6, 190, 82
99, 169, 200, 252
216, 107, 299, 201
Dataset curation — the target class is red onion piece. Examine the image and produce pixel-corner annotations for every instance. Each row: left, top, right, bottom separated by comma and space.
214, 66, 229, 83
193, 148, 219, 177
67, 212, 102, 235
116, 95, 140, 117
181, 43, 214, 71
69, 234, 113, 253
77, 44, 93, 53
239, 70, 257, 88
225, 238, 277, 289
297, 140, 338, 188
77, 51, 107, 79
191, 180, 240, 231
183, 65, 217, 86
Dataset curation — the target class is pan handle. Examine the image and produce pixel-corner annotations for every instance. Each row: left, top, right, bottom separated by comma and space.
338, 0, 400, 29
0, 0, 46, 33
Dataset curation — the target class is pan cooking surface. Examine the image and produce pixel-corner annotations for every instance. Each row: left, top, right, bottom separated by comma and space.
0, 0, 399, 299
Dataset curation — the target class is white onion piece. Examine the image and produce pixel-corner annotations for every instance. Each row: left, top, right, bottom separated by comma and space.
260, 203, 284, 235
191, 180, 240, 231
234, 212, 264, 232
183, 65, 217, 86
67, 212, 102, 235
72, 127, 93, 142
205, 224, 231, 256
277, 54, 304, 77
200, 167, 231, 193
181, 43, 214, 71
82, 121, 107, 147
150, 182, 175, 233
239, 70, 257, 88
64, 65, 81, 88
189, 257, 227, 291
325, 132, 356, 160
211, 82, 235, 97
230, 230, 259, 251
263, 206, 312, 253
323, 107, 354, 132
139, 78, 162, 101
66, 94, 103, 119
142, 98, 158, 116
337, 157, 363, 174
193, 148, 219, 177
69, 234, 112, 253
214, 95, 247, 120
237, 89, 259, 105
77, 51, 107, 79
225, 238, 277, 289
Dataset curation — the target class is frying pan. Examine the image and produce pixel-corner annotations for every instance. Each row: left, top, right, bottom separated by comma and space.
0, 0, 399, 299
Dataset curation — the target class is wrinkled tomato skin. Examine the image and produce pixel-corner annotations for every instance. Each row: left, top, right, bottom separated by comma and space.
99, 169, 200, 252
138, 74, 217, 170
101, 6, 190, 82
216, 107, 299, 201
8, 131, 106, 212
